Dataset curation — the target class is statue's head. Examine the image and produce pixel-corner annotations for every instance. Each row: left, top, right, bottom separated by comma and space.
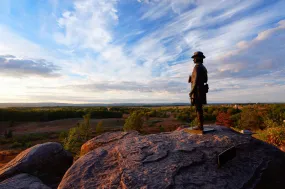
191, 51, 205, 63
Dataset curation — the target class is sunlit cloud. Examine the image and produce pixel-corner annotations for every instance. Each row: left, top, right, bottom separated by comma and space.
0, 0, 284, 103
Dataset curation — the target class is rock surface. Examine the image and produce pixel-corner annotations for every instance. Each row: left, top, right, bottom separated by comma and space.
80, 131, 139, 155
0, 173, 50, 189
59, 126, 285, 189
0, 142, 73, 188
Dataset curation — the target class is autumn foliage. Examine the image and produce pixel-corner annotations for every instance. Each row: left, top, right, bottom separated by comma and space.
215, 112, 233, 127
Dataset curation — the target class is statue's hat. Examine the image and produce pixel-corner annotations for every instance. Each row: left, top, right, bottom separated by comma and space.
191, 51, 206, 59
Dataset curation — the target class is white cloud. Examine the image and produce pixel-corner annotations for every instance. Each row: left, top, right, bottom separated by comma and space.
139, 0, 259, 22
54, 0, 118, 51
0, 0, 284, 103
53, 0, 156, 83
52, 0, 285, 103
214, 20, 285, 78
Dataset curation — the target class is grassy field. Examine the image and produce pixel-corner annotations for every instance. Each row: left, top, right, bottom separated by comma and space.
0, 115, 194, 166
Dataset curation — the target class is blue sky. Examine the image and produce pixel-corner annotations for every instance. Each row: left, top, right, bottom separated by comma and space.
0, 0, 284, 103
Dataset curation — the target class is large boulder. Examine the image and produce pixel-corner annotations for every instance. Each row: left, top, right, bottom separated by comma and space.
59, 126, 285, 189
0, 142, 73, 188
0, 173, 50, 189
80, 131, 139, 155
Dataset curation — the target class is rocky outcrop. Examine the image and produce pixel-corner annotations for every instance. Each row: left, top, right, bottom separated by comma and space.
80, 131, 139, 155
0, 173, 50, 189
59, 126, 285, 189
0, 142, 73, 188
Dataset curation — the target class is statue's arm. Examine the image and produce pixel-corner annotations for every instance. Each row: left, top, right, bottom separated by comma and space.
190, 66, 199, 96
205, 67, 208, 83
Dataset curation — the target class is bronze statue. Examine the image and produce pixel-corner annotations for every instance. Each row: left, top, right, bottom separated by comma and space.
188, 51, 208, 131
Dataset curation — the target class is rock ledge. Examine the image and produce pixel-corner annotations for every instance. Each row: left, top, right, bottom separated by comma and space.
59, 126, 285, 189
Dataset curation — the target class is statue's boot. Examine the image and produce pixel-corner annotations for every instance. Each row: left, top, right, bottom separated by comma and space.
192, 126, 201, 130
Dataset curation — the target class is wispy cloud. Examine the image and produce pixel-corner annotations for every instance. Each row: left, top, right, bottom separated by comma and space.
54, 0, 118, 51
211, 20, 285, 79
0, 0, 284, 103
48, 0, 285, 102
68, 80, 187, 93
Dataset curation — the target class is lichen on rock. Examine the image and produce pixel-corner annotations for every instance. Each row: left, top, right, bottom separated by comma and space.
0, 142, 73, 188
59, 126, 285, 189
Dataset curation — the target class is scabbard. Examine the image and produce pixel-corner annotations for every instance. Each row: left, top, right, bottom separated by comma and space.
190, 98, 195, 106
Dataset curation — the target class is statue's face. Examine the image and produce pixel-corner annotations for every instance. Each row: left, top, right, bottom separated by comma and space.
193, 57, 203, 63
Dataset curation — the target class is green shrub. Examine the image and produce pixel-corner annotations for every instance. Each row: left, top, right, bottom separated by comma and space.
25, 142, 32, 148
265, 105, 285, 125
59, 130, 68, 142
189, 118, 198, 127
149, 110, 157, 117
255, 127, 285, 147
239, 108, 262, 130
4, 129, 13, 138
159, 125, 165, 132
212, 110, 219, 118
203, 112, 216, 122
64, 127, 79, 152
123, 111, 144, 132
263, 118, 280, 128
230, 113, 241, 128
63, 113, 92, 154
11, 141, 23, 148
79, 113, 91, 140
10, 141, 32, 149
175, 112, 190, 122
96, 121, 104, 134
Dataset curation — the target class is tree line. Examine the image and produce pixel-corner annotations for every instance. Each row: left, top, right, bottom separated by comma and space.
0, 107, 122, 122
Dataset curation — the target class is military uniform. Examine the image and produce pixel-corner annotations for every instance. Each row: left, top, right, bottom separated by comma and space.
189, 52, 208, 130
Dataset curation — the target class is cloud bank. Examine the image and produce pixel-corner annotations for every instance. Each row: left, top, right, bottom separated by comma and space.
0, 55, 60, 77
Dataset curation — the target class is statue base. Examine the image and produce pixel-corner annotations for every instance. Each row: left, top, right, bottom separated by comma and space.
184, 127, 216, 135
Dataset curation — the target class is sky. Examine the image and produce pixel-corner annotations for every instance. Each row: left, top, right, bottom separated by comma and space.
0, 0, 284, 104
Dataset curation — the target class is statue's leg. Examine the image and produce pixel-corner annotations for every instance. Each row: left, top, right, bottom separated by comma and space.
196, 102, 203, 130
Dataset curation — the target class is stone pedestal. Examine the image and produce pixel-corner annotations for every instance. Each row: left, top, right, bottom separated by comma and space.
184, 127, 216, 135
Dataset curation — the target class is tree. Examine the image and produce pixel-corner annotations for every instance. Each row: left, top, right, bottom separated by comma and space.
79, 113, 91, 140
239, 108, 262, 130
123, 111, 144, 132
230, 113, 241, 128
64, 127, 79, 152
216, 112, 233, 127
96, 121, 104, 134
63, 113, 92, 154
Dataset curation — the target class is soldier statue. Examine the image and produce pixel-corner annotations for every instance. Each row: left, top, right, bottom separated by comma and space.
188, 51, 208, 131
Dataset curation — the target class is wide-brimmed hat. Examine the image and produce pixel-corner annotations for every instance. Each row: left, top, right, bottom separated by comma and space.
191, 51, 206, 59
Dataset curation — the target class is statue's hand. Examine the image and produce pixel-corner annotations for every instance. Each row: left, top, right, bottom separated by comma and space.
188, 75, 191, 83
189, 92, 193, 97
